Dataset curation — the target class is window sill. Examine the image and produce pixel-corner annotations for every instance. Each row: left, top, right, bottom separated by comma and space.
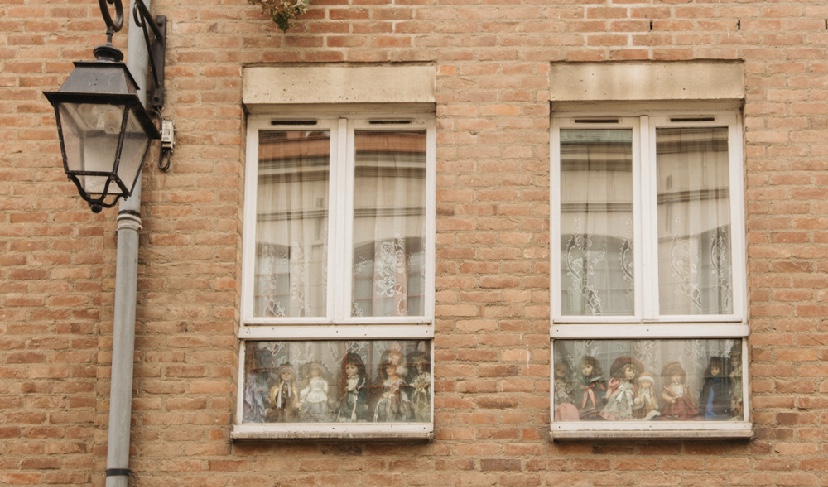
231, 423, 434, 441
550, 421, 752, 441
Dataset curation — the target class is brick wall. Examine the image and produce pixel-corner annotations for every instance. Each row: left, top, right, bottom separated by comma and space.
2, 0, 827, 485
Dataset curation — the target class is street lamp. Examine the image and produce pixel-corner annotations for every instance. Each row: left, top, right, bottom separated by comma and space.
44, 0, 171, 213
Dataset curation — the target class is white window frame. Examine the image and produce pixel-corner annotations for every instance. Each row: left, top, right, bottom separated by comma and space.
234, 108, 436, 440
550, 109, 752, 440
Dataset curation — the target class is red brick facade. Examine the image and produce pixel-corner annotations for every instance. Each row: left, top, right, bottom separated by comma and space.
2, 0, 828, 485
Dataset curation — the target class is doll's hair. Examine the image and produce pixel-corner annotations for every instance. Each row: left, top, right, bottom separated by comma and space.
301, 362, 328, 387
579, 356, 603, 376
705, 356, 727, 377
276, 363, 297, 381
377, 350, 406, 381
661, 362, 686, 383
609, 356, 643, 380
729, 349, 742, 363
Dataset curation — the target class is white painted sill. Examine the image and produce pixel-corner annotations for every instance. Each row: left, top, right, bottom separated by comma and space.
231, 423, 433, 441
550, 421, 753, 441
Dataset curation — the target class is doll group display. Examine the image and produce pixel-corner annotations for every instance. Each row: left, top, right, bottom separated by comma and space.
554, 351, 743, 422
257, 349, 431, 424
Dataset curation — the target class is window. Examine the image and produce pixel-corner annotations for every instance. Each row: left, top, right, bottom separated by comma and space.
234, 113, 436, 440
550, 112, 751, 439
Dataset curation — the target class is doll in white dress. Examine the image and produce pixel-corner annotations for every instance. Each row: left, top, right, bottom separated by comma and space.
299, 362, 330, 422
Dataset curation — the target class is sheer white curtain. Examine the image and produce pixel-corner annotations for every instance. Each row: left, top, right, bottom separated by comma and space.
255, 130, 330, 318
560, 129, 634, 316
352, 130, 427, 318
656, 127, 733, 315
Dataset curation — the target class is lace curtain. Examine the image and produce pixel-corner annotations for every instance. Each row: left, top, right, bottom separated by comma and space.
559, 126, 733, 317
253, 129, 426, 319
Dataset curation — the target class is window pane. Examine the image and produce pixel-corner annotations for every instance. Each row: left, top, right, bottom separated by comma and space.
242, 340, 432, 424
255, 130, 330, 318
657, 127, 733, 315
560, 129, 634, 316
352, 130, 427, 318
553, 338, 744, 422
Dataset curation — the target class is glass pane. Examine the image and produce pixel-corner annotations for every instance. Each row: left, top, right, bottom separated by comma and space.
553, 339, 744, 422
657, 127, 733, 315
242, 340, 432, 424
254, 130, 330, 318
58, 103, 125, 195
116, 108, 151, 193
559, 129, 634, 316
352, 130, 427, 318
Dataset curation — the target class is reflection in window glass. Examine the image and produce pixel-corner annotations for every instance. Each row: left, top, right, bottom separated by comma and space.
559, 129, 634, 317
656, 127, 733, 315
553, 339, 743, 422
242, 340, 431, 424
254, 130, 331, 318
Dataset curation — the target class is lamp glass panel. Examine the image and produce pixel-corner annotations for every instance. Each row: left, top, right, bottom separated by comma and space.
58, 103, 126, 195
117, 108, 152, 194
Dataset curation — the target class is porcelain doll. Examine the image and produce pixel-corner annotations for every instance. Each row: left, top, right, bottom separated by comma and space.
700, 356, 732, 420
633, 371, 660, 420
337, 352, 368, 422
553, 361, 580, 421
729, 350, 743, 418
575, 356, 607, 420
299, 362, 330, 422
660, 362, 698, 420
268, 363, 299, 423
600, 356, 643, 421
373, 350, 413, 422
409, 353, 431, 422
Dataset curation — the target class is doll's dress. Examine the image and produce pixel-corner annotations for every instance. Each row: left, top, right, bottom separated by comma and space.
338, 375, 367, 422
374, 377, 412, 422
554, 379, 580, 421
301, 376, 329, 421
600, 380, 635, 420
661, 383, 698, 419
700, 376, 731, 419
411, 372, 431, 422
575, 375, 606, 420
633, 387, 660, 420
243, 372, 269, 423
269, 380, 299, 422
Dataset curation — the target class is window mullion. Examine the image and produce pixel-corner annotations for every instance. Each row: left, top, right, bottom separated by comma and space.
639, 115, 659, 320
331, 117, 350, 322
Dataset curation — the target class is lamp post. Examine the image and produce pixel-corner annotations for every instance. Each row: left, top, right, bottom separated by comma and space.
45, 2, 171, 485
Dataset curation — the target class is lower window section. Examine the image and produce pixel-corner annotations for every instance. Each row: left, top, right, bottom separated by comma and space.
241, 339, 432, 426
552, 338, 749, 438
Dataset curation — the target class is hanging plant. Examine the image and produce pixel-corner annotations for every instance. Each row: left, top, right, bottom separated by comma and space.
249, 0, 309, 33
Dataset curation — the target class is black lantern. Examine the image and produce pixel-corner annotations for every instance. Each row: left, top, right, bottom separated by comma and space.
44, 0, 168, 213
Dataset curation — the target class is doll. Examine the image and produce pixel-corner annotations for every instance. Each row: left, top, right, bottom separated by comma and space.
553, 361, 580, 421
660, 362, 698, 420
409, 353, 432, 422
299, 362, 330, 422
575, 356, 607, 420
337, 352, 369, 422
268, 363, 299, 423
600, 356, 643, 420
728, 350, 743, 418
633, 371, 660, 420
373, 349, 413, 422
243, 369, 270, 423
700, 356, 732, 420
